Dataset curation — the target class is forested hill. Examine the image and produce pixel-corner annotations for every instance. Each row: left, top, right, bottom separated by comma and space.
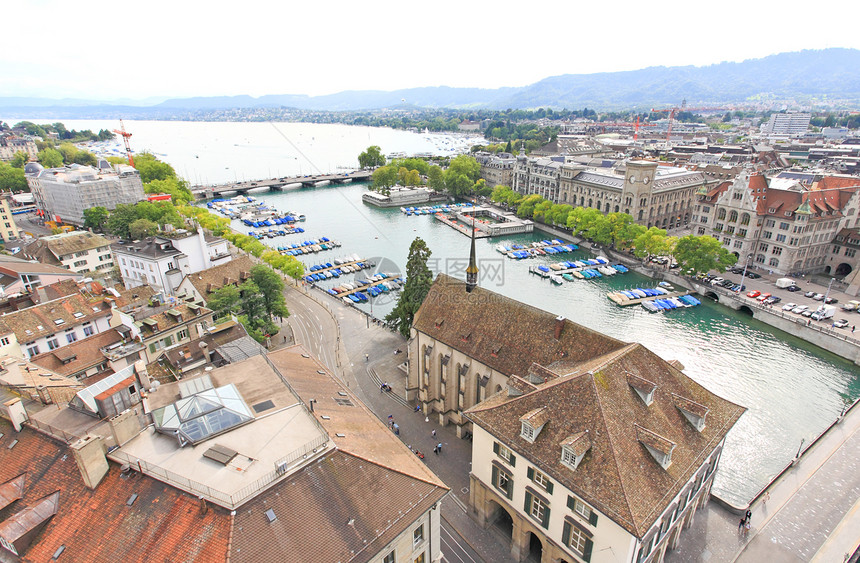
1, 49, 858, 117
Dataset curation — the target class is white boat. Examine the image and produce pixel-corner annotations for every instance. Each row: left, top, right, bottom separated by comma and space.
549, 274, 563, 285
642, 301, 659, 312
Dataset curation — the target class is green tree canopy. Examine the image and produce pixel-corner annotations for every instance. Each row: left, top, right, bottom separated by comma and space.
83, 207, 109, 232
372, 165, 398, 189
249, 264, 290, 322
0, 162, 28, 192
10, 151, 29, 168
145, 177, 194, 205
208, 284, 241, 318
134, 152, 178, 183
443, 155, 480, 197
358, 145, 386, 168
129, 218, 158, 240
386, 237, 433, 338
427, 166, 445, 192
632, 227, 669, 259
37, 147, 64, 168
673, 234, 737, 274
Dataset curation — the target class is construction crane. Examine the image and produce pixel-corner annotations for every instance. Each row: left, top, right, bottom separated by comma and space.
650, 100, 728, 143
112, 119, 135, 167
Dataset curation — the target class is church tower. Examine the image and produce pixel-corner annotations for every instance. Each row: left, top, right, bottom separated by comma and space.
466, 216, 478, 293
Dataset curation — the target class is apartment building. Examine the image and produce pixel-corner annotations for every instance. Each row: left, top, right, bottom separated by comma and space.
20, 230, 113, 274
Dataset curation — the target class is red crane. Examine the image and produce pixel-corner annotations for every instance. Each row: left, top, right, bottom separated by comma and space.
112, 119, 135, 167
650, 101, 728, 143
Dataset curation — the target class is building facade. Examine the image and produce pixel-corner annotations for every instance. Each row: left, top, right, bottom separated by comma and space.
0, 194, 20, 242
0, 134, 38, 161
761, 113, 811, 136
21, 231, 113, 274
513, 157, 708, 230
112, 227, 232, 294
475, 152, 516, 188
26, 162, 145, 225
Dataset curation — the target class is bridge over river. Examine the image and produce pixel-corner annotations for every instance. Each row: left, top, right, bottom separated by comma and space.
192, 170, 372, 199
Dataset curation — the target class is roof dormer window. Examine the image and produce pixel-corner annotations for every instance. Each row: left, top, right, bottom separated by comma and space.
520, 407, 549, 443
560, 431, 591, 471
672, 394, 709, 431
626, 373, 657, 406
636, 425, 676, 470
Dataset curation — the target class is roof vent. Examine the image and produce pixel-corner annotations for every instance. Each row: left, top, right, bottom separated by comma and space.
265, 509, 277, 523
126, 493, 138, 506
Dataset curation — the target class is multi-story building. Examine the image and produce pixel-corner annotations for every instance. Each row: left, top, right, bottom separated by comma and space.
0, 134, 38, 161
513, 155, 710, 230
693, 171, 860, 275
760, 113, 811, 136
0, 254, 83, 294
475, 151, 516, 188
175, 255, 256, 304
112, 227, 232, 294
0, 345, 448, 563
408, 273, 744, 562
20, 230, 113, 275
110, 301, 216, 363
25, 161, 145, 225
0, 193, 20, 242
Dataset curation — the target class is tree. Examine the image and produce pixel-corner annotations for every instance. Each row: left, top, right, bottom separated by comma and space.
10, 151, 29, 168
673, 235, 737, 274
134, 152, 178, 183
386, 237, 433, 338
427, 165, 445, 192
129, 218, 158, 240
208, 285, 241, 318
106, 203, 141, 239
249, 264, 289, 322
474, 179, 493, 197
443, 155, 480, 197
358, 145, 386, 169
372, 165, 398, 189
632, 227, 669, 259
83, 207, 109, 232
516, 194, 544, 219
533, 200, 553, 222
566, 207, 603, 236
145, 177, 194, 205
0, 162, 28, 192
37, 148, 64, 168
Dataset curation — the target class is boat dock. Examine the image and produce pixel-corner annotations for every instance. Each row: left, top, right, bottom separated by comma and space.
499, 240, 579, 258
304, 258, 372, 277
433, 213, 492, 238
277, 238, 341, 256
607, 289, 693, 306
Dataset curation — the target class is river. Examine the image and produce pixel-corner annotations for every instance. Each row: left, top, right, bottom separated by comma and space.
12, 119, 860, 506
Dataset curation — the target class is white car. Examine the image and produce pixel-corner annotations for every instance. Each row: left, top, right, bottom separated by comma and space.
782, 303, 797, 311
792, 305, 809, 314
710, 277, 725, 286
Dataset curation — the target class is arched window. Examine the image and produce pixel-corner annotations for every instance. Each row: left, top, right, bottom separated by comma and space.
718, 208, 727, 220
729, 210, 738, 222
740, 213, 750, 225
615, 205, 620, 213
588, 199, 593, 208
604, 203, 610, 213
769, 258, 779, 267
673, 202, 678, 212
638, 209, 644, 220
755, 254, 765, 263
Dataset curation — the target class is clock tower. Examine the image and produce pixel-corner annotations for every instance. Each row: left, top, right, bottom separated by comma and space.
623, 160, 658, 222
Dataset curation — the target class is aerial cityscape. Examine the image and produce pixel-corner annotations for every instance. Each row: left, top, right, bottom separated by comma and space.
1, 3, 859, 562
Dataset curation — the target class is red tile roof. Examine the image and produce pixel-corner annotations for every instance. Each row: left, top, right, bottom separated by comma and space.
0, 420, 230, 562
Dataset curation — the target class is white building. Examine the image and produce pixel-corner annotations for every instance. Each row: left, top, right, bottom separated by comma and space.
25, 161, 145, 226
760, 113, 811, 136
112, 227, 232, 295
20, 231, 113, 275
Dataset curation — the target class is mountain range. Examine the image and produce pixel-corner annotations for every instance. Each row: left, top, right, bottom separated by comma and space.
1, 49, 858, 118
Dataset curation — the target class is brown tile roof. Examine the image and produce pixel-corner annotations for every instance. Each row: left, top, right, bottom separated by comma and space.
1, 294, 113, 342
465, 342, 745, 538
22, 231, 111, 263
413, 274, 627, 377
29, 329, 122, 377
0, 255, 82, 278
635, 425, 676, 456
184, 255, 255, 300
0, 419, 231, 562
560, 432, 591, 457
136, 303, 213, 340
230, 450, 447, 563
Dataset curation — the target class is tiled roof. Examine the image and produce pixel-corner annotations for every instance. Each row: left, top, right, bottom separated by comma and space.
230, 450, 447, 563
184, 255, 255, 299
0, 254, 82, 278
111, 236, 183, 259
1, 295, 112, 342
413, 274, 627, 377
0, 419, 231, 562
29, 329, 122, 377
135, 303, 213, 339
465, 342, 745, 538
37, 231, 111, 259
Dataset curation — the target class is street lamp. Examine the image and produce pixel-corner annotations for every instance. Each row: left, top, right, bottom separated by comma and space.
737, 253, 753, 293
823, 277, 836, 304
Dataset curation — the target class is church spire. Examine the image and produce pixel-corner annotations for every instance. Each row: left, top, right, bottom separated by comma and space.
466, 214, 478, 293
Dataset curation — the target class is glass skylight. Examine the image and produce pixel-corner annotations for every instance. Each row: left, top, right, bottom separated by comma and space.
152, 384, 253, 446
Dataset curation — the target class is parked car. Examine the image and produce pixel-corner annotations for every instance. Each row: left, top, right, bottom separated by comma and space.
764, 296, 781, 304
720, 279, 736, 288
746, 272, 762, 279
804, 291, 816, 298
792, 305, 809, 314
802, 309, 815, 317
812, 293, 826, 301
783, 303, 798, 311
756, 293, 772, 302
825, 297, 839, 304
747, 290, 761, 298
710, 277, 725, 286
833, 319, 850, 329
731, 284, 746, 292
786, 285, 802, 292
729, 266, 744, 274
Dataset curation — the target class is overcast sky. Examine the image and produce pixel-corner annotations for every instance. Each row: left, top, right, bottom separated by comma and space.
3, 0, 857, 101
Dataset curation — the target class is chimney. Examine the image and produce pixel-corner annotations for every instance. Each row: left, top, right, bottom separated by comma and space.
109, 409, 141, 447
134, 359, 151, 389
554, 315, 565, 340
71, 435, 109, 490
35, 286, 48, 303
198, 496, 209, 516
3, 398, 28, 431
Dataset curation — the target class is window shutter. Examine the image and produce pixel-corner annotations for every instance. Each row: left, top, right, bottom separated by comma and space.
546, 481, 554, 494
583, 538, 593, 562
541, 505, 550, 529
510, 453, 516, 466
505, 477, 513, 499
562, 521, 571, 547
567, 496, 575, 511
493, 442, 500, 455
527, 467, 535, 480
492, 465, 499, 489
524, 490, 533, 514
589, 510, 598, 526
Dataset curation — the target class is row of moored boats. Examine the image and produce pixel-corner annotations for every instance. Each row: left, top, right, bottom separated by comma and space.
329, 274, 406, 303
277, 238, 340, 256
401, 203, 473, 215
